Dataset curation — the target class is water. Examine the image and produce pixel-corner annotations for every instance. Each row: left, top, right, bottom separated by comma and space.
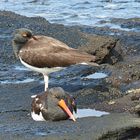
75, 108, 109, 118
0, 65, 38, 84
84, 72, 108, 79
0, 0, 140, 30
0, 78, 35, 84
0, 64, 108, 86
14, 65, 31, 71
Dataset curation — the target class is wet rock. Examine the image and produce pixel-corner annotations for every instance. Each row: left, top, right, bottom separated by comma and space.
1, 83, 140, 140
77, 34, 119, 64
133, 104, 140, 116
131, 95, 140, 101
75, 87, 122, 108
111, 18, 140, 30
102, 56, 140, 90
0, 85, 140, 140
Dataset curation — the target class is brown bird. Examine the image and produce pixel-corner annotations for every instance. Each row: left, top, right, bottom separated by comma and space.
12, 28, 96, 91
31, 87, 77, 121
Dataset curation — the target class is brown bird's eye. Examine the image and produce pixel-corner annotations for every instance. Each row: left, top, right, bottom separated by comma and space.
22, 33, 27, 37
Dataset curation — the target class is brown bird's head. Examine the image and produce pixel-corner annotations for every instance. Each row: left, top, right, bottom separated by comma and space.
12, 28, 37, 58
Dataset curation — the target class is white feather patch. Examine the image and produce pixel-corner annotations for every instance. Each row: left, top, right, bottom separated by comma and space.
19, 57, 64, 74
31, 95, 37, 98
80, 62, 88, 65
31, 111, 46, 121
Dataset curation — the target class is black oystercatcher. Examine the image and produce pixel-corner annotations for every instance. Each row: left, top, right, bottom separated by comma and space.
31, 87, 77, 121
12, 28, 96, 91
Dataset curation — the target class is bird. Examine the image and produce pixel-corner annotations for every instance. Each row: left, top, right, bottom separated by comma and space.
31, 87, 77, 121
12, 28, 97, 91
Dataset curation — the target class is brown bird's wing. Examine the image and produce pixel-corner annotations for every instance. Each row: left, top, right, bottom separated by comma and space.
19, 36, 96, 68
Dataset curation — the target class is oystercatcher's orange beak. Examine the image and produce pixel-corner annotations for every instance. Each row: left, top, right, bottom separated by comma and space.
58, 99, 76, 122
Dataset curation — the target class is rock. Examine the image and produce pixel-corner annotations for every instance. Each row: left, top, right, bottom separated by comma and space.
134, 104, 140, 116
111, 18, 140, 30
1, 84, 140, 140
77, 33, 119, 64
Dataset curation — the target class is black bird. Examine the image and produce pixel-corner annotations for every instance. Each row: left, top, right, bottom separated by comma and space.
31, 87, 77, 121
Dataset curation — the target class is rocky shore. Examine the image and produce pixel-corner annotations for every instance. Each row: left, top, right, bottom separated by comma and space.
0, 10, 140, 139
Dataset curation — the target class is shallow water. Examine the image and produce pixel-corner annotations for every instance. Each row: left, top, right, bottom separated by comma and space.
84, 72, 108, 79
0, 78, 35, 84
75, 108, 109, 118
0, 65, 39, 84
14, 65, 31, 71
0, 0, 140, 30
0, 64, 109, 92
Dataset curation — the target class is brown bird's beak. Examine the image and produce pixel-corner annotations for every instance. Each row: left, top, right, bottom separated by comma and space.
21, 33, 38, 40
32, 35, 38, 40
58, 99, 76, 122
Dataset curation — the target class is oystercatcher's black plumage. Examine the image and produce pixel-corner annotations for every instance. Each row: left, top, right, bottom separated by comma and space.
31, 87, 76, 121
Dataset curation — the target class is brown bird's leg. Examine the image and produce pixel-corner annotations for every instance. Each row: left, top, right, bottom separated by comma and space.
43, 74, 49, 91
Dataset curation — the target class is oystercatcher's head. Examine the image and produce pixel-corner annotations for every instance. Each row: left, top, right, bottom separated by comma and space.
31, 87, 76, 122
